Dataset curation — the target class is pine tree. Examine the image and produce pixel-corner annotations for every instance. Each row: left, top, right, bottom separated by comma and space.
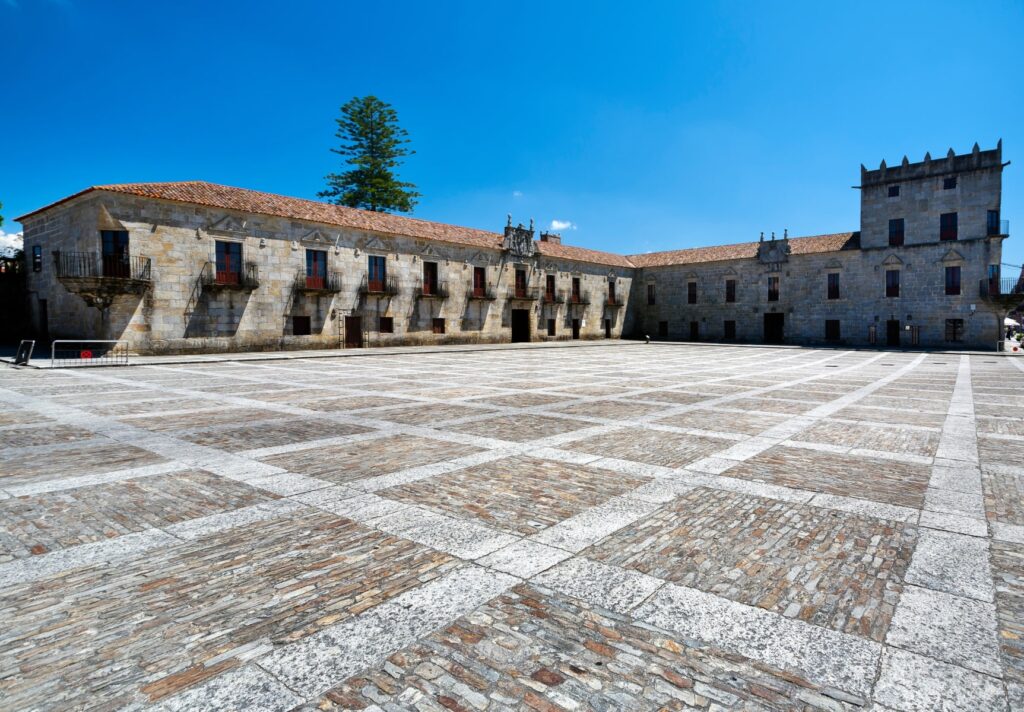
319, 96, 420, 213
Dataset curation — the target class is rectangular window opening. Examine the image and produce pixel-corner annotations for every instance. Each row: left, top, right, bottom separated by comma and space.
827, 273, 840, 300
940, 212, 958, 241
378, 316, 394, 333
888, 218, 905, 247
885, 269, 900, 298
292, 315, 311, 336
945, 265, 961, 295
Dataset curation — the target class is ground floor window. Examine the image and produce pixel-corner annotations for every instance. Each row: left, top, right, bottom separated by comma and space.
432, 318, 446, 334
292, 315, 311, 336
825, 319, 840, 342
723, 320, 736, 340
547, 319, 556, 336
379, 316, 394, 333
658, 321, 668, 338
945, 318, 964, 343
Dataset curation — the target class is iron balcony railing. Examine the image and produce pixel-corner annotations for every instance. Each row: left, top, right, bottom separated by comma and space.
542, 289, 565, 305
53, 251, 152, 281
201, 261, 260, 290
987, 219, 1011, 237
416, 280, 449, 299
605, 292, 624, 307
295, 270, 342, 293
568, 290, 591, 305
980, 277, 1024, 298
507, 285, 540, 301
466, 284, 497, 300
359, 274, 400, 296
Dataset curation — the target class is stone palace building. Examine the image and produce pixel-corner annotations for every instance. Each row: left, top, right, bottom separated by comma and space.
16, 141, 1015, 353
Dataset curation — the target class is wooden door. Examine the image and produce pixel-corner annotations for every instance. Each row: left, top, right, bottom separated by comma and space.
344, 316, 363, 348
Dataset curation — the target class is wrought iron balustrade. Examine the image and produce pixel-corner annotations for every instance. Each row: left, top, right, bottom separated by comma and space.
359, 274, 400, 296
201, 261, 260, 290
466, 284, 497, 300
507, 286, 540, 301
295, 270, 342, 293
53, 251, 152, 282
416, 280, 449, 299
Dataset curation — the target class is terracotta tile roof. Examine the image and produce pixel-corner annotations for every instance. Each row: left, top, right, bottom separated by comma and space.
18, 181, 859, 270
535, 239, 635, 268
627, 232, 859, 268
19, 180, 504, 252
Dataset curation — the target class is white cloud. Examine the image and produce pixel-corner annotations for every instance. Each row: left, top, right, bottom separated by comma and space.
549, 219, 576, 232
0, 230, 24, 257
512, 190, 523, 198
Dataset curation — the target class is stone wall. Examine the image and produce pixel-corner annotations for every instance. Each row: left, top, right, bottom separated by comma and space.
860, 145, 1004, 250
22, 194, 634, 354
636, 234, 1005, 349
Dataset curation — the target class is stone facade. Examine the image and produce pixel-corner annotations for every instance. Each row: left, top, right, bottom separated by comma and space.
16, 141, 1011, 353
19, 193, 634, 354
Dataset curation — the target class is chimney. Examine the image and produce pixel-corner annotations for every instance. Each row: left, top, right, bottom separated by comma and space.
539, 232, 562, 244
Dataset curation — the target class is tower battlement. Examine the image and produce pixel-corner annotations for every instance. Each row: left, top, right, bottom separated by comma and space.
860, 141, 1003, 187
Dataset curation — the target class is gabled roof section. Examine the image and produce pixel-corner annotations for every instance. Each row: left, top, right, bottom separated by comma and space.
628, 232, 860, 268
534, 239, 635, 268
18, 180, 505, 252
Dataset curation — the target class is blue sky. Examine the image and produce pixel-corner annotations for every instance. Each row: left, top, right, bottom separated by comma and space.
1, 0, 1022, 266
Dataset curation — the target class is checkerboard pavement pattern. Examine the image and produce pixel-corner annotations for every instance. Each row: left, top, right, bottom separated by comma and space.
1, 342, 1022, 711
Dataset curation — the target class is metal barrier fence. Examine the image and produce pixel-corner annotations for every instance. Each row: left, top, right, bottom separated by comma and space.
50, 340, 129, 367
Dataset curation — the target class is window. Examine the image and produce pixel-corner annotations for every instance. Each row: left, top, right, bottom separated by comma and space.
215, 241, 242, 284
724, 320, 736, 340
32, 245, 42, 272
888, 218, 905, 247
571, 277, 582, 303
988, 210, 1001, 236
940, 212, 958, 241
686, 281, 697, 304
827, 273, 840, 300
945, 318, 964, 343
101, 230, 130, 277
547, 318, 556, 336
647, 283, 656, 305
885, 269, 900, 298
545, 274, 556, 300
378, 316, 394, 333
608, 279, 616, 304
368, 255, 387, 291
825, 320, 841, 342
306, 249, 327, 289
767, 276, 779, 302
725, 279, 736, 303
945, 265, 961, 295
658, 321, 668, 338
432, 318, 446, 335
514, 268, 527, 297
422, 261, 438, 295
292, 316, 311, 336
888, 185, 900, 198
944, 176, 957, 190
473, 266, 487, 297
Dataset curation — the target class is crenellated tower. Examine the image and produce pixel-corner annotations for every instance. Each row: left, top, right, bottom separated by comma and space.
858, 141, 1007, 250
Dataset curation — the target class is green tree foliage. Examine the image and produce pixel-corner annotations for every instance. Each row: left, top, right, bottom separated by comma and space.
319, 96, 420, 213
0, 199, 4, 227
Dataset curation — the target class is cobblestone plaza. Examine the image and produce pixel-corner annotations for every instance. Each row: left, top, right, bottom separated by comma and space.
1, 342, 1023, 711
